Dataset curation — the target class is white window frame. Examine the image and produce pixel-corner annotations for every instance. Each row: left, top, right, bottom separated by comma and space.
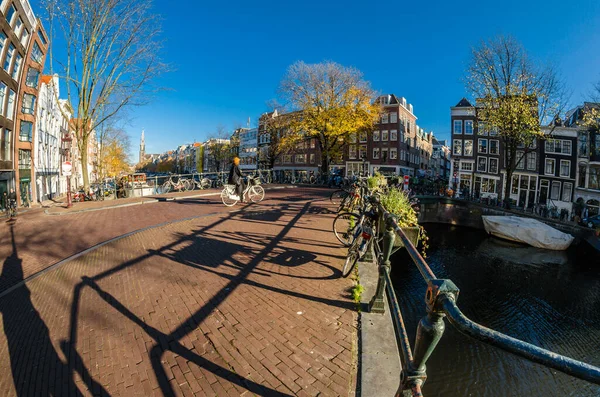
477, 156, 487, 173
562, 182, 572, 202
545, 158, 555, 175
390, 130, 397, 141
489, 158, 498, 174
453, 139, 462, 156
527, 152, 536, 171
6, 89, 15, 120
477, 121, 487, 136
373, 147, 380, 159
381, 148, 389, 162
381, 113, 389, 124
478, 138, 488, 154
489, 139, 499, 155
465, 120, 473, 135
390, 147, 397, 160
382, 130, 388, 141
373, 131, 380, 142
550, 181, 561, 200
349, 145, 357, 159
464, 140, 473, 156
559, 160, 570, 177
453, 120, 462, 134
390, 112, 397, 123
460, 161, 473, 171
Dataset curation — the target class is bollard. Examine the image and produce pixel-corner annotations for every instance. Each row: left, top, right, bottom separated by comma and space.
369, 219, 395, 314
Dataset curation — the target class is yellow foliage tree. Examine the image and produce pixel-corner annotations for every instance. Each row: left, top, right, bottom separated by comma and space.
278, 61, 381, 175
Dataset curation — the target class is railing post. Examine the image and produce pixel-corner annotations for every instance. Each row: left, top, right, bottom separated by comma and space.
401, 279, 459, 394
369, 215, 395, 314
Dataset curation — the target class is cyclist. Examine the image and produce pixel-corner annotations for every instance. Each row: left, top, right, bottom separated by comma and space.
7, 188, 17, 218
228, 157, 245, 202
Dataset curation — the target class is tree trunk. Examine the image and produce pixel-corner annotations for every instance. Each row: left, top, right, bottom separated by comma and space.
80, 136, 90, 191
318, 137, 329, 177
503, 145, 517, 209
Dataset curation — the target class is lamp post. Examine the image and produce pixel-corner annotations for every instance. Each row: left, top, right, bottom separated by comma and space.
62, 132, 73, 208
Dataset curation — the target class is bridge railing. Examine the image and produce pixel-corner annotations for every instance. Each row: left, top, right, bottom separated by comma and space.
368, 202, 600, 396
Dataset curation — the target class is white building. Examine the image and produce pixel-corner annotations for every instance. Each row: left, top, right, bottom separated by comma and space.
238, 127, 258, 171
34, 74, 63, 201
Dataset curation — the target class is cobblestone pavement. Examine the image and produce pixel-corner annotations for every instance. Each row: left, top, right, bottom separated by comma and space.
0, 188, 358, 396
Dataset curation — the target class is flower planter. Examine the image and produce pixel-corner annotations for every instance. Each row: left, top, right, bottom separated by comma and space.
378, 220, 420, 248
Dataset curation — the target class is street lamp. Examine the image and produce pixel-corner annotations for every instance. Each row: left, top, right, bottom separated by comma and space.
61, 131, 73, 208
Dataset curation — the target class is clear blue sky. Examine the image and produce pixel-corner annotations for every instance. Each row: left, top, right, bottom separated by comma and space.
31, 0, 600, 156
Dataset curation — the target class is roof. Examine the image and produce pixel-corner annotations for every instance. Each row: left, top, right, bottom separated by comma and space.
455, 98, 473, 107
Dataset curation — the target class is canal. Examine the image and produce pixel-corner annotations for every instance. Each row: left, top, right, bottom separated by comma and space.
390, 224, 600, 396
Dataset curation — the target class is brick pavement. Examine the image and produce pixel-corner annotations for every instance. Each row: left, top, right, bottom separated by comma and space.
0, 188, 358, 396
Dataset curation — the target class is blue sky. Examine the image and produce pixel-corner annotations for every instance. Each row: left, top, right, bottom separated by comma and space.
31, 0, 600, 156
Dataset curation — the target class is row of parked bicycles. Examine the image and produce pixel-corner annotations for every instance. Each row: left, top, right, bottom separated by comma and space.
327, 179, 420, 277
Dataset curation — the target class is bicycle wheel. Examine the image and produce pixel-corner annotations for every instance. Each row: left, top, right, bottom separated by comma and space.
333, 212, 361, 246
330, 189, 347, 205
249, 185, 265, 203
215, 180, 223, 188
342, 237, 363, 277
337, 194, 353, 213
184, 179, 193, 191
221, 187, 238, 207
200, 178, 210, 189
162, 181, 172, 193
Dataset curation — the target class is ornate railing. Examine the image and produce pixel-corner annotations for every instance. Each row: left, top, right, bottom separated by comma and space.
368, 203, 600, 396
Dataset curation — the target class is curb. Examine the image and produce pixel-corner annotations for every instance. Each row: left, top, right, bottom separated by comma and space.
43, 185, 300, 216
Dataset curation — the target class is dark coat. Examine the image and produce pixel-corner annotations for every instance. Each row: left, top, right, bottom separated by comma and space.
228, 165, 242, 185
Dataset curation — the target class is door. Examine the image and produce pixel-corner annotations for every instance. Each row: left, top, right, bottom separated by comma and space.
539, 180, 549, 205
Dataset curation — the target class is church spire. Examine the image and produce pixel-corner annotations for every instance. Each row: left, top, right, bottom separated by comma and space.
139, 130, 146, 164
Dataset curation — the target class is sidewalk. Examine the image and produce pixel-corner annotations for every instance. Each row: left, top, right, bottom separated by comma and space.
0, 188, 358, 396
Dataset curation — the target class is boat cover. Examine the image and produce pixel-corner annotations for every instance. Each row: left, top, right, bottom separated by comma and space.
482, 216, 574, 251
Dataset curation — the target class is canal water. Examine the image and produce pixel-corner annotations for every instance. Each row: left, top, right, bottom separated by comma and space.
390, 224, 600, 397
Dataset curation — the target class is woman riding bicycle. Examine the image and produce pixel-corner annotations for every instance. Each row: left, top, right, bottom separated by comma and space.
228, 157, 245, 202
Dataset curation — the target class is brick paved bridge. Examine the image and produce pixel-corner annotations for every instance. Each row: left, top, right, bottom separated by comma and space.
0, 188, 357, 396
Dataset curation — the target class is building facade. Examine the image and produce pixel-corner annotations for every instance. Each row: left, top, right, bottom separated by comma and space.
0, 0, 47, 206
431, 138, 451, 179
237, 127, 258, 171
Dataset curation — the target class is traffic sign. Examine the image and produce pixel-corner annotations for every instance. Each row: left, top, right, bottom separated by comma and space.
403, 175, 409, 191
62, 161, 72, 176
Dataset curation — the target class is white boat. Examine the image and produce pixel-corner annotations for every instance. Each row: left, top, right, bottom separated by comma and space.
482, 216, 574, 251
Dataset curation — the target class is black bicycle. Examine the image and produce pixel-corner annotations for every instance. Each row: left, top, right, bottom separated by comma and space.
6, 199, 17, 220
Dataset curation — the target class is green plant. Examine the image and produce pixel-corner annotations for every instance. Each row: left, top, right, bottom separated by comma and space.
351, 283, 364, 303
367, 172, 387, 190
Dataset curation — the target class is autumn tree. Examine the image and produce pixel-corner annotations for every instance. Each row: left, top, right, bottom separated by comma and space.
258, 108, 295, 169
466, 35, 565, 208
278, 61, 381, 175
206, 125, 234, 173
44, 0, 166, 189
98, 126, 131, 178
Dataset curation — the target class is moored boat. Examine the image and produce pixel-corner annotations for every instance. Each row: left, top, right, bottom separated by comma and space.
482, 216, 574, 251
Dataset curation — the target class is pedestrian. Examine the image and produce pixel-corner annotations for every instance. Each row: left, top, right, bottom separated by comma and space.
8, 188, 17, 209
228, 157, 245, 202
1, 191, 6, 211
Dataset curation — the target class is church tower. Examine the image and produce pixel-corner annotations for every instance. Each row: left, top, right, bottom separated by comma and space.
139, 130, 146, 164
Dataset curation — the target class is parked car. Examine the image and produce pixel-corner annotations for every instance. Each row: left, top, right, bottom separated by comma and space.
582, 214, 600, 229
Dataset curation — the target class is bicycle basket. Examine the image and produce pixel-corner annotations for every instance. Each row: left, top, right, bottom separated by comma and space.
249, 177, 258, 186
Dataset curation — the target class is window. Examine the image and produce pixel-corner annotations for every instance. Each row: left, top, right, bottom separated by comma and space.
589, 166, 600, 190
516, 151, 524, 170
465, 120, 473, 135
489, 126, 499, 136
390, 148, 397, 159
477, 157, 487, 172
283, 154, 291, 163
478, 122, 487, 136
0, 82, 5, 116
349, 145, 356, 159
5, 4, 15, 26
349, 133, 357, 144
489, 158, 498, 173
11, 54, 21, 80
545, 139, 572, 155
310, 139, 315, 149
20, 28, 28, 48
478, 139, 488, 154
38, 30, 47, 46
1, 128, 10, 160
550, 181, 561, 200
489, 140, 499, 155
562, 182, 572, 202
527, 152, 536, 170
6, 89, 15, 120
19, 120, 32, 141
18, 149, 31, 169
373, 131, 380, 141
390, 130, 397, 141
373, 148, 380, 159
390, 112, 397, 123
560, 160, 570, 177
4, 44, 14, 72
0, 32, 6, 57
309, 153, 315, 164
579, 131, 588, 158
359, 131, 367, 143
295, 154, 306, 163
381, 148, 388, 162
14, 17, 22, 37
381, 113, 389, 123
382, 130, 388, 141
545, 158, 555, 175
359, 145, 367, 159
453, 120, 462, 134
31, 42, 43, 64
579, 164, 587, 188
453, 139, 462, 156
460, 162, 473, 171
464, 140, 473, 156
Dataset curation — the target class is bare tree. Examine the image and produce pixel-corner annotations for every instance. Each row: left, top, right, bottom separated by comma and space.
207, 125, 233, 173
44, 0, 167, 189
278, 61, 381, 175
466, 35, 566, 208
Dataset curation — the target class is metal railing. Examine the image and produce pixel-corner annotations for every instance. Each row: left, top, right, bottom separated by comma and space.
368, 203, 600, 396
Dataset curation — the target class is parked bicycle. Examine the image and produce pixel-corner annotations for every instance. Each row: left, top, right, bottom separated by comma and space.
220, 176, 265, 206
6, 199, 17, 220
162, 176, 190, 193
186, 174, 211, 190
